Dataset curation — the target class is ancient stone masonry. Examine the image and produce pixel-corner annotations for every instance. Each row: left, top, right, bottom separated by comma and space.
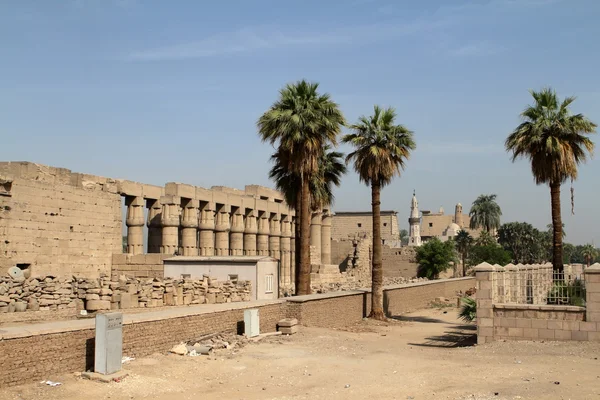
0, 273, 251, 315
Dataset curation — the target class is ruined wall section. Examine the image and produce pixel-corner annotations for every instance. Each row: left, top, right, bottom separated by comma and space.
0, 162, 122, 277
331, 212, 398, 242
381, 246, 418, 278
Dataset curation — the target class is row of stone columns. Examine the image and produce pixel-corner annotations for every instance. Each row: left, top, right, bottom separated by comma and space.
125, 196, 332, 286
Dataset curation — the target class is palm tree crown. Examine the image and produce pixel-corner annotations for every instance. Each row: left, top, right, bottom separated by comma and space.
257, 80, 346, 177
268, 145, 346, 210
342, 105, 416, 186
469, 194, 502, 233
505, 88, 596, 186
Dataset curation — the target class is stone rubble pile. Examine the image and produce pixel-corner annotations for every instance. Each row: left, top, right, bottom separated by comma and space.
311, 276, 428, 294
0, 273, 252, 313
170, 332, 251, 356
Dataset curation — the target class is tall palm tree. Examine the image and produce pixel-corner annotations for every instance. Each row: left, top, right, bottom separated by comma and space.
269, 147, 346, 287
581, 244, 597, 268
343, 105, 416, 320
505, 88, 596, 272
469, 194, 502, 233
454, 230, 474, 277
258, 80, 346, 295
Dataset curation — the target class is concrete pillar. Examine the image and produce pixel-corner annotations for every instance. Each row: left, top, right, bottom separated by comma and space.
198, 202, 215, 256
125, 196, 145, 255
214, 206, 230, 256
321, 210, 332, 265
257, 211, 270, 256
181, 199, 199, 256
310, 211, 322, 264
585, 264, 600, 323
474, 263, 495, 344
230, 208, 244, 256
269, 214, 281, 259
160, 196, 181, 255
290, 217, 296, 287
280, 215, 291, 285
243, 210, 258, 256
147, 199, 162, 254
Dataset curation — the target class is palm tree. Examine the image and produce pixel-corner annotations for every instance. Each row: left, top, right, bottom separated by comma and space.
258, 80, 346, 295
505, 88, 596, 272
469, 194, 502, 233
454, 230, 474, 277
343, 105, 416, 320
546, 223, 566, 239
581, 244, 597, 268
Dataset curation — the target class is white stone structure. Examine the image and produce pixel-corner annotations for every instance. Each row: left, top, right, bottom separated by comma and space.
408, 191, 422, 247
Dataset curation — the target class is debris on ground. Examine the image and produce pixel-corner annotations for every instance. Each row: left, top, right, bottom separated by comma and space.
121, 356, 135, 364
40, 380, 62, 387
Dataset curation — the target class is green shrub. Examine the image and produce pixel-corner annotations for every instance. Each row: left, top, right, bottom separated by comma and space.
546, 279, 586, 306
458, 297, 477, 322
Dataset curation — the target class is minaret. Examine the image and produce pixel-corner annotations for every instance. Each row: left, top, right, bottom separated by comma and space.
408, 190, 422, 247
455, 203, 463, 228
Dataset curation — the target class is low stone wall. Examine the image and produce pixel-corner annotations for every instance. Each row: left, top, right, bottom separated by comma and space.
490, 304, 592, 341
0, 273, 251, 323
0, 277, 474, 387
111, 254, 168, 278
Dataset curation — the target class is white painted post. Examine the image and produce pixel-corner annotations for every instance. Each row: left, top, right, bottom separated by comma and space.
95, 312, 123, 375
244, 309, 260, 338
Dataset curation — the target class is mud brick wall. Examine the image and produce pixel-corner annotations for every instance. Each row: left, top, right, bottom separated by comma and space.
385, 278, 474, 315
0, 302, 286, 387
111, 254, 167, 278
0, 162, 122, 277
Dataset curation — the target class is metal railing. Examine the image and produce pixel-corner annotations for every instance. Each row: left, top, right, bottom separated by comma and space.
492, 264, 586, 306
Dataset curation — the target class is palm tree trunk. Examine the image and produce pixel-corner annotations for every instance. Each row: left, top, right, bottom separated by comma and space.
369, 181, 385, 320
294, 192, 302, 294
462, 252, 466, 277
550, 182, 564, 273
297, 175, 312, 295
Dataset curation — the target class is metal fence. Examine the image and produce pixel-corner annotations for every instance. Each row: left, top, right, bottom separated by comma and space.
492, 264, 586, 306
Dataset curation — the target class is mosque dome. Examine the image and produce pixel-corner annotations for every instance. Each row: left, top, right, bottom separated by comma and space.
446, 223, 461, 236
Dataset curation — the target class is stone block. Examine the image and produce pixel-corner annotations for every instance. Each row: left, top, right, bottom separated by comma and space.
531, 319, 548, 329
547, 320, 562, 330
562, 320, 580, 331
86, 300, 111, 311
516, 319, 531, 329
479, 317, 493, 327
589, 331, 600, 341
538, 329, 555, 340
579, 321, 597, 332
279, 325, 299, 335
278, 318, 298, 328
508, 327, 523, 338
163, 293, 174, 306
494, 327, 509, 336
497, 318, 516, 328
522, 328, 539, 339
572, 330, 588, 341
555, 330, 572, 340
587, 312, 600, 322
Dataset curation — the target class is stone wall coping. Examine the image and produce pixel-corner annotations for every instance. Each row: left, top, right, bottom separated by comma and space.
494, 303, 585, 312
287, 277, 475, 303
585, 264, 600, 274
0, 299, 285, 340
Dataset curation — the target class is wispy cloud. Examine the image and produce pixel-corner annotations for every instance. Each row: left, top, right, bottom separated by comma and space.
128, 18, 453, 62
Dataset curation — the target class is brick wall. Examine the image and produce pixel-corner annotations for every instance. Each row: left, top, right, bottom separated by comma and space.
111, 254, 167, 278
0, 162, 122, 277
0, 277, 474, 387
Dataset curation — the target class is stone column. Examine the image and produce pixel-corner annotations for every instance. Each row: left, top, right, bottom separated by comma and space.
269, 214, 281, 259
160, 196, 181, 255
321, 210, 332, 265
474, 262, 495, 344
310, 210, 322, 265
214, 206, 230, 256
125, 196, 145, 255
290, 217, 296, 287
280, 215, 291, 285
230, 208, 244, 256
198, 203, 215, 256
585, 263, 600, 324
181, 200, 199, 256
243, 210, 258, 256
257, 211, 270, 256
147, 199, 162, 253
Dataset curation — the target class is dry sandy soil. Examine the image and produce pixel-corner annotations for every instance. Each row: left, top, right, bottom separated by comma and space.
2, 307, 599, 400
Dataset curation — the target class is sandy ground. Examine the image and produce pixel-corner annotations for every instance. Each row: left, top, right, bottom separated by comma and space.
3, 307, 599, 400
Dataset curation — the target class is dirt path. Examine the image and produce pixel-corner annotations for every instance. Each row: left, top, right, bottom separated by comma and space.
3, 307, 599, 400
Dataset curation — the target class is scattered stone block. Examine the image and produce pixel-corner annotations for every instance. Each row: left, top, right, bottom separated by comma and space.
278, 325, 299, 335
86, 300, 111, 311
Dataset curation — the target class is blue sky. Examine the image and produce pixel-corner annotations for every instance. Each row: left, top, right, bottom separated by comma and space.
1, 0, 599, 245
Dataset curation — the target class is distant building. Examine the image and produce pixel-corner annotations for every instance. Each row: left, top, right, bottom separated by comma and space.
408, 192, 481, 246
331, 211, 400, 243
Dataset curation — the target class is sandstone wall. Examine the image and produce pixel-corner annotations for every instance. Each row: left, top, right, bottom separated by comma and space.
381, 246, 418, 278
111, 254, 168, 279
0, 162, 122, 277
331, 212, 399, 241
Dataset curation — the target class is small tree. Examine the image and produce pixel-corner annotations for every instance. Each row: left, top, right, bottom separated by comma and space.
416, 238, 457, 279
468, 244, 512, 267
581, 244, 597, 268
399, 229, 409, 246
454, 230, 474, 277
